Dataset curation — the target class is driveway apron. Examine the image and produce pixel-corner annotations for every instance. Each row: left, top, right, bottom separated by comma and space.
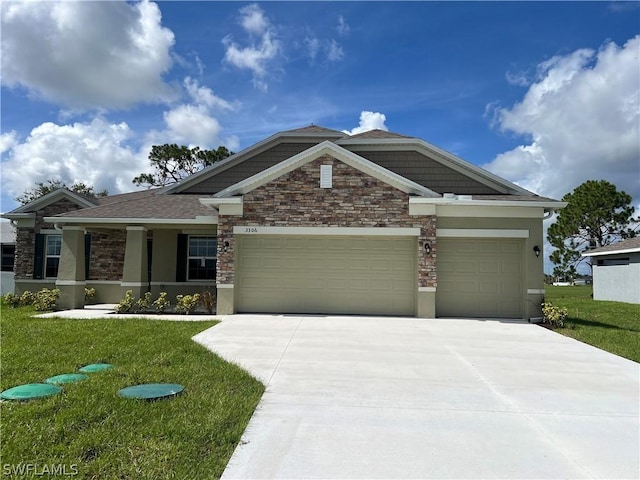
193, 315, 639, 479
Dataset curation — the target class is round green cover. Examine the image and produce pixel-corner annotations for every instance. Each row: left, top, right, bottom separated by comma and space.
118, 383, 184, 400
1, 383, 62, 401
78, 363, 114, 373
46, 373, 89, 385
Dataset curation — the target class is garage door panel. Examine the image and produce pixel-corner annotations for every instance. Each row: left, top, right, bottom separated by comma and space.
437, 239, 523, 319
236, 235, 416, 315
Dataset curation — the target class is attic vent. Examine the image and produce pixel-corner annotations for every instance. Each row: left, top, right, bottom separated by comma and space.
320, 165, 332, 188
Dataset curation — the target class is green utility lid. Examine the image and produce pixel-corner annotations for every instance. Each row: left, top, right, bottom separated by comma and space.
1, 383, 62, 401
118, 383, 184, 400
46, 373, 89, 385
78, 363, 114, 373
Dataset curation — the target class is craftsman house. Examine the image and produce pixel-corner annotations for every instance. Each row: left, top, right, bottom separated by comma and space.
2, 126, 565, 319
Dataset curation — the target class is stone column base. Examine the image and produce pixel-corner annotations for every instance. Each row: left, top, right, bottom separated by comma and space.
56, 281, 86, 310
216, 285, 235, 315
417, 289, 436, 318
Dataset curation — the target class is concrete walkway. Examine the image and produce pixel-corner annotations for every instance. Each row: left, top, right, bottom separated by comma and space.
193, 315, 639, 479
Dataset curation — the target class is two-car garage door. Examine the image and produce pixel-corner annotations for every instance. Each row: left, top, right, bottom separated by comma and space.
236, 235, 416, 316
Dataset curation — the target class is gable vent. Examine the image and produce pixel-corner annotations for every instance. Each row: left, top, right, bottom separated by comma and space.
320, 165, 332, 188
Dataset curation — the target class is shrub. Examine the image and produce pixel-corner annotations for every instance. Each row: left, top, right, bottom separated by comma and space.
134, 292, 153, 313
33, 288, 60, 311
115, 290, 135, 313
84, 287, 96, 303
2, 293, 21, 308
19, 291, 36, 306
152, 292, 171, 313
201, 290, 216, 314
542, 302, 568, 328
175, 294, 201, 315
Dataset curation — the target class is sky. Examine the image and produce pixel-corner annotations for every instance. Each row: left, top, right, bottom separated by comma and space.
1, 1, 639, 272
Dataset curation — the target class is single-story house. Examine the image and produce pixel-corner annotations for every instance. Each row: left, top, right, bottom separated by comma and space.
2, 125, 566, 319
582, 237, 640, 304
0, 220, 16, 295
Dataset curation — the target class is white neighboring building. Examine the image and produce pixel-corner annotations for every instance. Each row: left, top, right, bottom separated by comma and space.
1, 221, 16, 295
582, 237, 640, 304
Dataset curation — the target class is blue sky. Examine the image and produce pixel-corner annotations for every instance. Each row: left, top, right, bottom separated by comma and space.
1, 1, 639, 271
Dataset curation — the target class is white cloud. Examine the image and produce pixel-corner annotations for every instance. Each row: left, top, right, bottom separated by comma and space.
484, 35, 640, 204
327, 40, 344, 62
343, 111, 389, 135
183, 77, 239, 112
305, 35, 321, 62
337, 15, 350, 36
0, 119, 146, 199
0, 0, 176, 110
223, 4, 280, 91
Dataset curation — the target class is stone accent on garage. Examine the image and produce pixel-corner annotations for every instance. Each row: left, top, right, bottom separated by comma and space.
216, 155, 437, 315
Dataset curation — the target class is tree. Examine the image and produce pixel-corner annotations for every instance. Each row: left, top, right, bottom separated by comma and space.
15, 180, 108, 205
133, 144, 233, 188
547, 180, 638, 280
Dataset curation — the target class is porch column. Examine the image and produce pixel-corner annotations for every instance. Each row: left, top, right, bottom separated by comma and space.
56, 226, 86, 310
121, 226, 148, 298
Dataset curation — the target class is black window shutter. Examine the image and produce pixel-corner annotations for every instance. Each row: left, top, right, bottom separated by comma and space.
176, 234, 188, 282
84, 233, 91, 280
34, 233, 45, 279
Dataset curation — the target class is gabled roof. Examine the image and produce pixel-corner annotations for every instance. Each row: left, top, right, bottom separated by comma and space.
2, 188, 98, 218
582, 237, 640, 257
162, 125, 347, 195
47, 190, 215, 225
212, 141, 439, 198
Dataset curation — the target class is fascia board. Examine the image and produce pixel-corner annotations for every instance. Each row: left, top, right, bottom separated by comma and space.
214, 141, 439, 198
409, 197, 567, 209
162, 132, 346, 195
11, 189, 97, 213
43, 216, 217, 225
1, 212, 35, 220
582, 248, 640, 257
339, 137, 533, 196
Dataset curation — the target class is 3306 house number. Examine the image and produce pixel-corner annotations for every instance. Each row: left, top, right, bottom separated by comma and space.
244, 227, 259, 233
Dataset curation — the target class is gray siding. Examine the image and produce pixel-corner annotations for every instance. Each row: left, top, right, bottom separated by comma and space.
181, 143, 320, 195
352, 150, 502, 194
592, 252, 640, 304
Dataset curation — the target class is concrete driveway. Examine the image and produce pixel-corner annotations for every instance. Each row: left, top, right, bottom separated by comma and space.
193, 315, 639, 479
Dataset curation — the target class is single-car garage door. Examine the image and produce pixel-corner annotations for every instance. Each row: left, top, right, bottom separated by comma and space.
436, 238, 523, 318
236, 235, 416, 315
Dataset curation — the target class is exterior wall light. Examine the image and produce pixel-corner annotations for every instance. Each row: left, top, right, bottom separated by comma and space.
533, 245, 541, 257
424, 242, 432, 255
223, 240, 230, 253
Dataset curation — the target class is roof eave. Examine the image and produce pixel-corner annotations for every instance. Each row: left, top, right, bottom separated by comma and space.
582, 247, 640, 257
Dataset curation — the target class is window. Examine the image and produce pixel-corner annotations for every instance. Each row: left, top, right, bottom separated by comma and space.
44, 235, 62, 278
187, 236, 216, 280
1, 244, 15, 272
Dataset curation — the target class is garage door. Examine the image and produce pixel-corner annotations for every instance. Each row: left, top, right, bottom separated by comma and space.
436, 238, 523, 318
236, 235, 416, 315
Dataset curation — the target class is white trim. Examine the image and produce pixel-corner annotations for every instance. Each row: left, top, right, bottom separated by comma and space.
233, 226, 421, 236
214, 141, 438, 198
217, 284, 234, 289
126, 226, 146, 232
55, 280, 87, 286
200, 198, 243, 216
150, 281, 215, 286
9, 188, 97, 214
582, 248, 640, 257
437, 229, 529, 238
43, 217, 217, 225
418, 287, 436, 292
15, 279, 56, 284
121, 282, 147, 287
86, 280, 121, 285
527, 289, 545, 295
409, 197, 566, 209
62, 226, 86, 232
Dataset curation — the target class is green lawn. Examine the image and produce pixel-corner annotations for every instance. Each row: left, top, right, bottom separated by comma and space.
545, 285, 640, 363
0, 306, 264, 479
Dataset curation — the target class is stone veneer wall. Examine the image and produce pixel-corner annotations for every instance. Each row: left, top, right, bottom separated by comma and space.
87, 230, 126, 281
217, 155, 437, 286
15, 199, 83, 279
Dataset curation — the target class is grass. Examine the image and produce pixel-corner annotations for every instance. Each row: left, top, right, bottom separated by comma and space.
0, 305, 264, 479
545, 285, 640, 363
